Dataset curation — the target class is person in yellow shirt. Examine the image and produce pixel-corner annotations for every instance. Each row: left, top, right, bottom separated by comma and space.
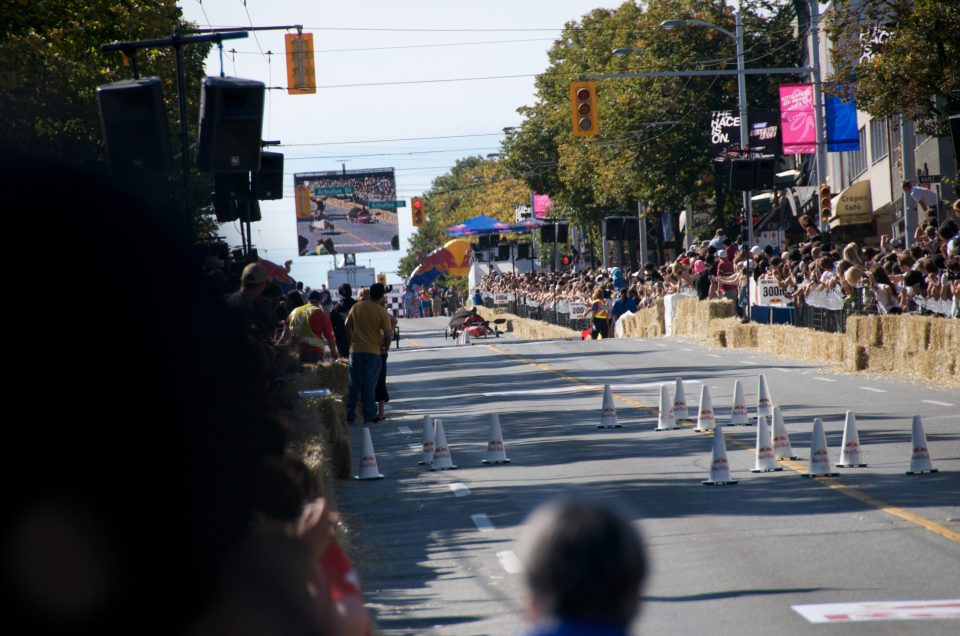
581, 286, 611, 339
344, 283, 394, 424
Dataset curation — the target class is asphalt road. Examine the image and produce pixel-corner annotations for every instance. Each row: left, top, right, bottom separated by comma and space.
338, 317, 960, 636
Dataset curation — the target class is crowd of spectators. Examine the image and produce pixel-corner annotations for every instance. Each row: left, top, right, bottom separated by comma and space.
476, 205, 960, 324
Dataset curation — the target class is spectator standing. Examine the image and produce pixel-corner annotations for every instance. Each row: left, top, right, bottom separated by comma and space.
516, 498, 647, 636
402, 286, 416, 318
903, 180, 940, 218
374, 294, 398, 422
276, 289, 339, 363
430, 283, 443, 317
345, 283, 394, 425
330, 283, 356, 360
318, 284, 333, 313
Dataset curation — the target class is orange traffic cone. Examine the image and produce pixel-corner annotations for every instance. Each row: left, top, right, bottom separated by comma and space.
836, 411, 867, 468
655, 384, 678, 431
906, 415, 938, 475
418, 415, 435, 465
673, 378, 689, 420
702, 426, 738, 486
482, 413, 510, 464
772, 406, 800, 460
354, 427, 385, 480
430, 419, 458, 471
694, 385, 715, 432
598, 384, 620, 429
751, 415, 782, 472
757, 374, 773, 418
802, 417, 838, 478
730, 379, 749, 426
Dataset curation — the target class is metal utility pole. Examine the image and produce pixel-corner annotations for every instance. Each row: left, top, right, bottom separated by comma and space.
901, 116, 917, 247
733, 6, 753, 249
638, 201, 648, 266
809, 0, 830, 234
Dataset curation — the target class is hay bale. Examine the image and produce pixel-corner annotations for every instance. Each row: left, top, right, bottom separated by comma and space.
847, 316, 882, 347
290, 393, 352, 480
316, 359, 350, 395
852, 345, 868, 371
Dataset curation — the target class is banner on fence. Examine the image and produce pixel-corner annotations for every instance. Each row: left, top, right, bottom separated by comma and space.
493, 293, 512, 305
569, 303, 587, 316
750, 278, 789, 306
805, 286, 844, 311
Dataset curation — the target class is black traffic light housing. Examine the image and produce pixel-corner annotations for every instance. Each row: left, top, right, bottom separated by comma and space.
411, 197, 425, 227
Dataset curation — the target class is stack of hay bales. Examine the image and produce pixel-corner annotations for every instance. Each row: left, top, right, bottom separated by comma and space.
618, 300, 665, 338
672, 298, 735, 339
756, 323, 846, 364
847, 315, 958, 385
283, 359, 353, 480
476, 307, 580, 339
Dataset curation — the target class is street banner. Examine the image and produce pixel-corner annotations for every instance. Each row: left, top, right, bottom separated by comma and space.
533, 193, 553, 219
779, 84, 816, 154
748, 108, 781, 155
709, 110, 742, 154
826, 93, 860, 152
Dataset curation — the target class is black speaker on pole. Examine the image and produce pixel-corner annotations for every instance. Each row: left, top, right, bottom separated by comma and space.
730, 159, 755, 191
488, 234, 500, 248
497, 244, 511, 261
196, 77, 265, 173
753, 158, 776, 190
252, 151, 284, 200
213, 172, 249, 223
240, 198, 262, 223
477, 235, 490, 249
622, 217, 639, 240
540, 224, 556, 243
97, 77, 172, 175
517, 243, 531, 259
605, 216, 624, 240
555, 222, 569, 243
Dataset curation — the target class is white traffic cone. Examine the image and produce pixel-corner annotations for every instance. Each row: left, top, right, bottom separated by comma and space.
702, 426, 738, 486
837, 411, 868, 468
751, 415, 782, 472
757, 374, 773, 418
418, 415, 435, 465
482, 413, 510, 464
655, 384, 678, 431
802, 418, 838, 478
772, 406, 800, 460
906, 415, 938, 475
694, 384, 716, 432
429, 419, 457, 471
598, 384, 620, 429
730, 380, 749, 426
354, 427, 384, 480
673, 378, 689, 420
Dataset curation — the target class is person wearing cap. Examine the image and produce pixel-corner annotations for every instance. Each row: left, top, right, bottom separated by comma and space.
345, 283, 394, 425
276, 289, 339, 363
225, 262, 269, 331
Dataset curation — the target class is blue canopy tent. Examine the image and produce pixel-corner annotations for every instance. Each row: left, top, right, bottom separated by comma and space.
444, 215, 512, 236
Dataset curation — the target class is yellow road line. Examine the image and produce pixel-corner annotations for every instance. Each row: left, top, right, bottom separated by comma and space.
406, 338, 422, 348
484, 343, 960, 544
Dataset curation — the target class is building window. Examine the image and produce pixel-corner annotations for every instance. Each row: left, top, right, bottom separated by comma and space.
845, 126, 867, 179
870, 117, 888, 163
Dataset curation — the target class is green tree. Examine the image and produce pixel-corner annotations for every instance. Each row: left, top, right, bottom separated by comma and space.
826, 0, 960, 136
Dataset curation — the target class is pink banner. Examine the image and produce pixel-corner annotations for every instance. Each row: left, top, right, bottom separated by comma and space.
533, 193, 553, 219
779, 84, 816, 154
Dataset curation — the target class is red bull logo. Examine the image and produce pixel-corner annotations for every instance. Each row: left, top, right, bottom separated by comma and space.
487, 440, 504, 451
912, 447, 929, 458
700, 409, 714, 418
712, 458, 728, 467
360, 455, 377, 467
812, 449, 830, 463
733, 405, 748, 415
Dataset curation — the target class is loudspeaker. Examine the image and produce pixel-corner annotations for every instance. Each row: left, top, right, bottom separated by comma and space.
196, 77, 265, 173
213, 172, 249, 223
496, 244, 510, 261
240, 198, 261, 223
517, 243, 531, 259
97, 77, 172, 175
753, 158, 776, 189
730, 159, 755, 191
540, 224, 555, 242
555, 223, 569, 243
622, 217, 639, 240
950, 114, 960, 166
488, 234, 500, 248
605, 217, 623, 240
477, 235, 490, 249
252, 151, 284, 200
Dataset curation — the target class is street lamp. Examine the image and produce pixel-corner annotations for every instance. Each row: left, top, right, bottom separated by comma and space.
658, 11, 753, 247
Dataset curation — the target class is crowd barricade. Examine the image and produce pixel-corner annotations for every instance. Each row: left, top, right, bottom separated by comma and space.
915, 296, 958, 318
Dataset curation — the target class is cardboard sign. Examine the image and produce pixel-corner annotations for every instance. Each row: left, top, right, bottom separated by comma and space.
793, 600, 960, 623
750, 278, 789, 306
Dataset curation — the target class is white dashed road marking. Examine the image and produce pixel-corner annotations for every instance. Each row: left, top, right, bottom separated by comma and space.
449, 482, 471, 497
860, 387, 886, 393
812, 377, 836, 382
922, 400, 955, 407
706, 354, 722, 358
471, 513, 495, 532
398, 426, 413, 434
496, 550, 524, 574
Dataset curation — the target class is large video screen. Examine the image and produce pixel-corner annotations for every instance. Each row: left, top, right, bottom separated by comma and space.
294, 168, 400, 256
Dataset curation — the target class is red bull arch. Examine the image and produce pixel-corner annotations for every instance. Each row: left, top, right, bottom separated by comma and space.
407, 239, 472, 290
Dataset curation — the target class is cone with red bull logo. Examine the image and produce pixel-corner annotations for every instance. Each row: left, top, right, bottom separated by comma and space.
482, 413, 510, 464
354, 427, 385, 480
418, 415, 435, 465
757, 374, 773, 418
430, 419, 458, 471
751, 415, 782, 472
772, 406, 800, 460
655, 384, 678, 431
598, 384, 620, 429
802, 417, 838, 478
836, 410, 867, 468
730, 379, 749, 425
703, 426, 738, 486
906, 415, 938, 475
694, 384, 716, 432
673, 378, 689, 420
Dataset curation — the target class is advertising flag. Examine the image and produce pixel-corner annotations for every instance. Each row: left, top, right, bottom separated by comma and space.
825, 94, 860, 152
533, 193, 553, 219
709, 110, 742, 155
779, 84, 816, 154
748, 108, 781, 156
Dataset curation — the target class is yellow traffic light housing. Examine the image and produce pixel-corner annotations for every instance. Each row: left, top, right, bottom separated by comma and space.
285, 33, 316, 95
819, 183, 832, 220
411, 197, 425, 227
570, 81, 599, 137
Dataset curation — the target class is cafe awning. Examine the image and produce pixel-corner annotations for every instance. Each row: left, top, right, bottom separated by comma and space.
829, 179, 874, 228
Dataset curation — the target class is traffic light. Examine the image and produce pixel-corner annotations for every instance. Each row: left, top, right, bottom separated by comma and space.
570, 81, 599, 137
819, 183, 833, 221
411, 197, 425, 226
285, 33, 316, 95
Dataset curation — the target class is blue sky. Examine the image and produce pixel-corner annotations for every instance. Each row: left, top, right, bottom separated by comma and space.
177, 0, 622, 286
